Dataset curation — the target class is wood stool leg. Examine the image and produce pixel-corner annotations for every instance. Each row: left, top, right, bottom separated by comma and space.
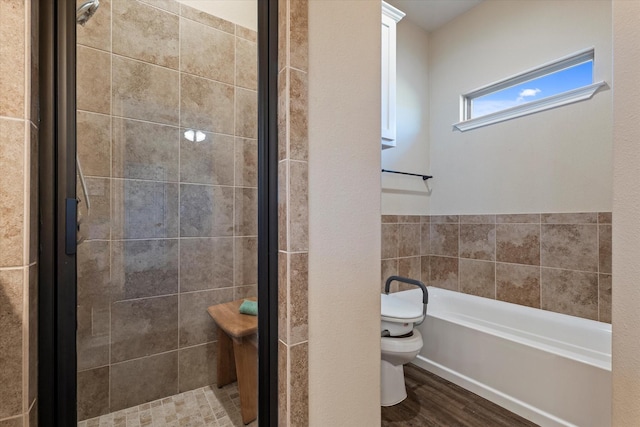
232, 337, 258, 424
217, 328, 236, 387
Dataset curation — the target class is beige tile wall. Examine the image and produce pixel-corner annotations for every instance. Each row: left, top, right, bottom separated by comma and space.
278, 0, 309, 425
382, 212, 613, 323
76, 0, 258, 419
0, 0, 39, 426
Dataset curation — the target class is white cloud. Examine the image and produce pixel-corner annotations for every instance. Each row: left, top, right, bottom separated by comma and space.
472, 88, 543, 118
516, 88, 541, 102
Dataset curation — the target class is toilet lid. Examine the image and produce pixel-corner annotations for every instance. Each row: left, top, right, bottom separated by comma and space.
381, 293, 423, 322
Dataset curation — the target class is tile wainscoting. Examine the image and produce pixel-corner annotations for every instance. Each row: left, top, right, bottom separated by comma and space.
382, 213, 612, 323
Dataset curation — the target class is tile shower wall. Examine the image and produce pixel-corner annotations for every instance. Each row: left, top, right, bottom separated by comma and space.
76, 0, 257, 420
382, 213, 612, 323
0, 0, 39, 426
278, 0, 309, 425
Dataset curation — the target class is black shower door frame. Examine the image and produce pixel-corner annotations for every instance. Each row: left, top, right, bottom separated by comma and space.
38, 0, 279, 425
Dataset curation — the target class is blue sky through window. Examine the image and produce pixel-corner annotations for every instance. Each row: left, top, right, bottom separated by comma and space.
471, 61, 593, 118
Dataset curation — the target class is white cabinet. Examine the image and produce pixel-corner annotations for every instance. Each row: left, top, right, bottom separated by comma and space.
381, 2, 405, 149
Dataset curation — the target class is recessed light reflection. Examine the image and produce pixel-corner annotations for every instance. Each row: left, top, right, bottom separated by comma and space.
184, 129, 206, 142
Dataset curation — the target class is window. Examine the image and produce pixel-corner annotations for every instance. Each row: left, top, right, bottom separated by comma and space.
453, 49, 606, 132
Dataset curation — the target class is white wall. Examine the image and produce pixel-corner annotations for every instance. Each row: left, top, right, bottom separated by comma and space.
308, 1, 382, 426
612, 0, 640, 423
428, 0, 612, 215
178, 0, 257, 30
381, 18, 431, 215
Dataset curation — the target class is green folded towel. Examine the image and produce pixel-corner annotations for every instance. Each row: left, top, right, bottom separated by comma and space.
239, 299, 258, 316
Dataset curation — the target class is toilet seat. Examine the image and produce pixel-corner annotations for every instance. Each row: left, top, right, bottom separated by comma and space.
381, 293, 425, 336
381, 329, 423, 353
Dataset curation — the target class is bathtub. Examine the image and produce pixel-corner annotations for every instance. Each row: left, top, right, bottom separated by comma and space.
393, 287, 611, 427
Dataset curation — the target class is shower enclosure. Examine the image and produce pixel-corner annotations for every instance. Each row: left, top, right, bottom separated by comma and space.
39, 0, 278, 425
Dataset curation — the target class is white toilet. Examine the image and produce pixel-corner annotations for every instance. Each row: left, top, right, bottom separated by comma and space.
380, 281, 427, 406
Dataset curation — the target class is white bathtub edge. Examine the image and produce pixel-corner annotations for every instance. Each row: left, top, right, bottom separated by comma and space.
412, 355, 578, 427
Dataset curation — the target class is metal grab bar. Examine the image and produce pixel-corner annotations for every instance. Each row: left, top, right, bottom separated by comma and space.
384, 275, 428, 325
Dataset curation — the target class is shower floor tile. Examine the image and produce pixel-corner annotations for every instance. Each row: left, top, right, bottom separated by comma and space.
78, 383, 258, 427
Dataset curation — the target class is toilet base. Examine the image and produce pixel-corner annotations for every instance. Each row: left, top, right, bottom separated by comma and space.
381, 359, 408, 406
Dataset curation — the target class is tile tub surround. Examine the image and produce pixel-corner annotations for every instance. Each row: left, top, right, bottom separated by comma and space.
0, 0, 39, 425
76, 1, 258, 419
381, 212, 612, 322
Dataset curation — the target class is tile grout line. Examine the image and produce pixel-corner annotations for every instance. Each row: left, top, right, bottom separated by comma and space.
22, 267, 29, 418
79, 108, 258, 143
285, 2, 291, 422
84, 43, 246, 91
232, 15, 238, 302
0, 415, 24, 423
108, 0, 114, 413
539, 216, 543, 310
177, 6, 182, 395
22, 0, 33, 414
233, 24, 238, 301
79, 235, 258, 243
0, 265, 29, 272
597, 219, 600, 321
494, 220, 498, 300
457, 220, 461, 293
84, 176, 257, 191
0, 115, 27, 123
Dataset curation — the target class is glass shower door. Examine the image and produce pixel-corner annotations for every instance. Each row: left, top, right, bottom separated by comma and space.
75, 0, 259, 424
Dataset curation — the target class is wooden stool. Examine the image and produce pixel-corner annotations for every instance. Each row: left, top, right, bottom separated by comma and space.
207, 298, 258, 425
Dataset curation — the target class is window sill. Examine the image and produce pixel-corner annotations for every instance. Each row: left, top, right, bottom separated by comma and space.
453, 81, 607, 132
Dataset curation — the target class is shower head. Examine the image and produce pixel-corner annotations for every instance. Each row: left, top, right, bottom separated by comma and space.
76, 0, 100, 26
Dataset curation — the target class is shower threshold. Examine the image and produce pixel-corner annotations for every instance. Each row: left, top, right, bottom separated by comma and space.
78, 383, 257, 427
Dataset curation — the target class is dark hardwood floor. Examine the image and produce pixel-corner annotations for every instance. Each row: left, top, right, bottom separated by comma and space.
382, 364, 539, 427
